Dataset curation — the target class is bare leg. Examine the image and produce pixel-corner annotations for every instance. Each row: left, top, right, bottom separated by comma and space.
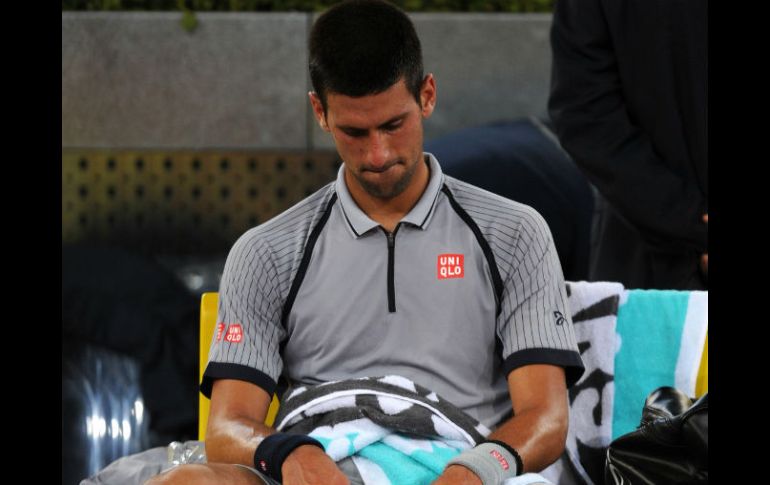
144, 463, 274, 485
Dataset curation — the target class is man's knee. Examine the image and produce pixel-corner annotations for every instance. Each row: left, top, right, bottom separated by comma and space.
143, 463, 266, 485
143, 464, 215, 485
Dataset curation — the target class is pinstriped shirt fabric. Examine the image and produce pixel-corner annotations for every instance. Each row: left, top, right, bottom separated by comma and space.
201, 153, 584, 429
201, 186, 336, 395
445, 178, 582, 372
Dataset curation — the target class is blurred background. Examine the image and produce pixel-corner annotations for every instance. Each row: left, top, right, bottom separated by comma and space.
62, 1, 594, 484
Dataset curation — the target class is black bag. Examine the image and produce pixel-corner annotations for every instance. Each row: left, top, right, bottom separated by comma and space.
605, 387, 708, 484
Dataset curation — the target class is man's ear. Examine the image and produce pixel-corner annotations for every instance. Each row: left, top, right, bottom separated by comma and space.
419, 74, 437, 119
308, 92, 330, 131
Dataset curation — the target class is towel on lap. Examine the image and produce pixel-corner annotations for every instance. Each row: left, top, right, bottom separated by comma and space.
275, 375, 553, 485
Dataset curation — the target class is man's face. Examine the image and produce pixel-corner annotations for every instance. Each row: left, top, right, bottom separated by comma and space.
310, 75, 436, 200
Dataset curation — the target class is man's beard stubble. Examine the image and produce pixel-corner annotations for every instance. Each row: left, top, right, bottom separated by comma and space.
353, 157, 420, 200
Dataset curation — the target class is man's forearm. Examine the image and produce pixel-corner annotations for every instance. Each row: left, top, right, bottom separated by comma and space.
205, 418, 348, 485
205, 416, 276, 465
487, 405, 567, 474
433, 406, 567, 485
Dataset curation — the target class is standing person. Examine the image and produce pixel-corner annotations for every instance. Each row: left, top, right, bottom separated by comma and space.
548, 0, 708, 290
147, 1, 584, 484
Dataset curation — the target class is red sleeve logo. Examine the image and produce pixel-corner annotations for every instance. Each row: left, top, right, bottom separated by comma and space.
215, 323, 226, 342
225, 324, 244, 343
438, 254, 464, 279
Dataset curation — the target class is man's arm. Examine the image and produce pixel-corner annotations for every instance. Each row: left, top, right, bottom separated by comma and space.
200, 229, 347, 484
206, 379, 349, 485
434, 365, 568, 484
487, 365, 568, 471
205, 379, 273, 464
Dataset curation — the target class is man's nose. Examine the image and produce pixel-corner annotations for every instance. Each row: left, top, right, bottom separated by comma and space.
364, 132, 391, 169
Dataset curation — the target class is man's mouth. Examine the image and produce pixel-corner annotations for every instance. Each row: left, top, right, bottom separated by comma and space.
364, 161, 399, 173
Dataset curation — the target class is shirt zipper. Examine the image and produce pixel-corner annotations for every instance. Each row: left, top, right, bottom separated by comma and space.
383, 223, 401, 313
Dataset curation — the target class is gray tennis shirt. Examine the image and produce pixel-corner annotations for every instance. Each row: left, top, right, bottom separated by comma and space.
202, 153, 584, 429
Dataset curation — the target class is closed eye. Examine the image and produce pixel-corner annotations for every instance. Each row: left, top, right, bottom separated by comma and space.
341, 128, 367, 138
337, 112, 408, 138
382, 122, 403, 132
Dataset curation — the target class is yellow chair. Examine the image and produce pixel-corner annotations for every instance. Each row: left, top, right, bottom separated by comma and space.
199, 292, 280, 440
695, 332, 708, 398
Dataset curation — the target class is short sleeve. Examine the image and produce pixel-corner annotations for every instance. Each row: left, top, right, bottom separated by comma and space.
199, 231, 286, 398
496, 207, 585, 387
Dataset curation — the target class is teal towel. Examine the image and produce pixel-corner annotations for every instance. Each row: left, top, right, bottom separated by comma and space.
612, 290, 707, 439
357, 439, 457, 485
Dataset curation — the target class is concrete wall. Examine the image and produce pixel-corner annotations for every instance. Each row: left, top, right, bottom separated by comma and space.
63, 12, 553, 150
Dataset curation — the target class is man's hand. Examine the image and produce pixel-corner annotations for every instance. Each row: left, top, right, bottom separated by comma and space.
700, 214, 708, 278
281, 444, 349, 485
432, 464, 482, 485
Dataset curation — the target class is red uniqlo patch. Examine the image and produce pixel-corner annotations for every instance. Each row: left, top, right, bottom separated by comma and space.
437, 254, 464, 279
225, 324, 243, 343
490, 449, 510, 470
215, 323, 226, 342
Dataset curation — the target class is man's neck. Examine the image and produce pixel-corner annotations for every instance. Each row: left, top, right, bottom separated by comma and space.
346, 156, 431, 233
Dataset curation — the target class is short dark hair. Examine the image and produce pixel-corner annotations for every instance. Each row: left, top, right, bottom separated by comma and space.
309, 0, 424, 112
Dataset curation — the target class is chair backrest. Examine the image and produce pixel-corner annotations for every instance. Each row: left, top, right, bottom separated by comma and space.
696, 333, 708, 398
199, 292, 280, 440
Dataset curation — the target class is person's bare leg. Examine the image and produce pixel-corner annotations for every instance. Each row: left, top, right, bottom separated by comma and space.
144, 463, 271, 485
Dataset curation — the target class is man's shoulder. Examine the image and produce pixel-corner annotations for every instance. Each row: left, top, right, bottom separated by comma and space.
442, 175, 556, 278
231, 181, 337, 254
442, 175, 547, 230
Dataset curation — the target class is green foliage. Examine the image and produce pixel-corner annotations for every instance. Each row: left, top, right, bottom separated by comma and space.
62, 0, 554, 12
62, 0, 178, 10
180, 8, 199, 31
